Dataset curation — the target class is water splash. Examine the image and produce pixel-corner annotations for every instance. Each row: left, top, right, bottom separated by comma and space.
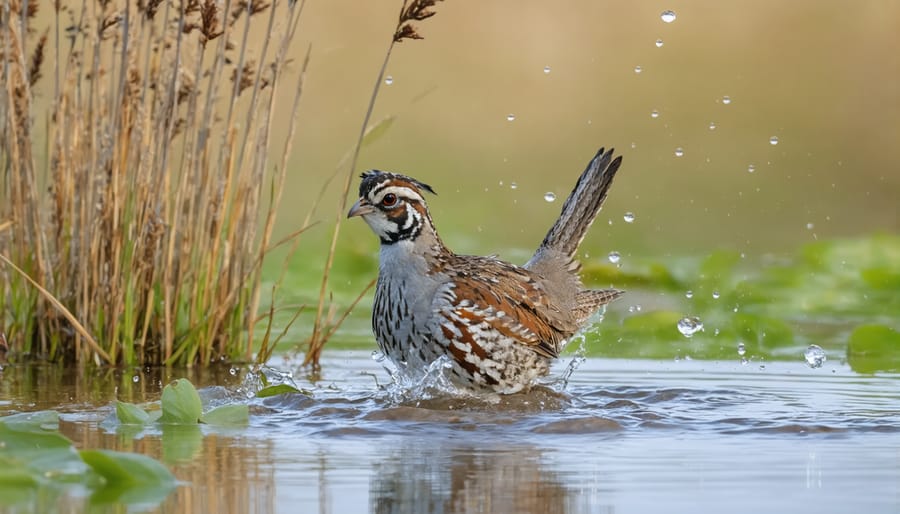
239, 364, 301, 399
677, 317, 704, 338
804, 345, 827, 369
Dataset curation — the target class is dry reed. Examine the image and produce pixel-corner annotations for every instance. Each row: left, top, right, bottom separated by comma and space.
0, 0, 308, 366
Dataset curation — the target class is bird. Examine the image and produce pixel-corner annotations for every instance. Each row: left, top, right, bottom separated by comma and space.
348, 147, 624, 393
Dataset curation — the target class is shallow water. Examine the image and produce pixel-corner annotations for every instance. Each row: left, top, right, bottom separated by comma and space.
2, 352, 899, 513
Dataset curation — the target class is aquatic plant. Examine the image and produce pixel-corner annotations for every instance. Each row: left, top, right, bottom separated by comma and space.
0, 0, 308, 365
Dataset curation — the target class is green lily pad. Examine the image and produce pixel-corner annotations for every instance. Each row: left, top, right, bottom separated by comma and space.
116, 401, 151, 425
200, 404, 250, 426
256, 383, 311, 398
158, 379, 203, 424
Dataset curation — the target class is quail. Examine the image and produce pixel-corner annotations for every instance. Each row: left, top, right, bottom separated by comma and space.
348, 147, 624, 393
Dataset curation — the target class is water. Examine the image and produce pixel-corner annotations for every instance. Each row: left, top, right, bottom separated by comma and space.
677, 316, 704, 337
805, 344, 827, 368
660, 10, 677, 23
3, 354, 897, 513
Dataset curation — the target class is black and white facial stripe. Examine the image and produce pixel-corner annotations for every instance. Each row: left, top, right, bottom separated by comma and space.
358, 170, 437, 245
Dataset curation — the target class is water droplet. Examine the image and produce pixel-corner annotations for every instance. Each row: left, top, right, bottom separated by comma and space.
674, 147, 684, 157
384, 75, 393, 85
623, 212, 635, 223
608, 251, 621, 264
708, 121, 716, 130
661, 10, 677, 23
685, 290, 693, 299
634, 65, 643, 74
804, 344, 827, 368
543, 65, 551, 74
544, 192, 556, 202
507, 113, 516, 122
712, 291, 720, 299
510, 182, 518, 190
722, 96, 732, 105
737, 342, 746, 356
655, 39, 664, 48
747, 164, 756, 173
677, 316, 704, 338
806, 222, 814, 230
769, 136, 779, 145
650, 110, 660, 119
132, 375, 139, 383
229, 367, 237, 376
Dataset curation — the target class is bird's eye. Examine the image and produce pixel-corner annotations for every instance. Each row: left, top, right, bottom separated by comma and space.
381, 193, 398, 207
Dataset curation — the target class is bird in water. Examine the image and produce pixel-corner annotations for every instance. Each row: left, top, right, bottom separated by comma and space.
348, 147, 623, 393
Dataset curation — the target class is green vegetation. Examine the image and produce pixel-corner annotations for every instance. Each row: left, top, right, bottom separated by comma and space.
0, 1, 306, 366
579, 234, 900, 372
116, 378, 249, 426
0, 410, 175, 508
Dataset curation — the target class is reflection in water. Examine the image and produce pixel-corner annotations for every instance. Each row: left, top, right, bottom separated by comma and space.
370, 442, 604, 514
63, 422, 278, 514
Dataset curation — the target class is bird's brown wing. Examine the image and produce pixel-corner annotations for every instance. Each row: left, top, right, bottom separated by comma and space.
431, 256, 576, 362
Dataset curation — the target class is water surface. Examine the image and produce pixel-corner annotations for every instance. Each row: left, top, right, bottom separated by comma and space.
2, 352, 898, 513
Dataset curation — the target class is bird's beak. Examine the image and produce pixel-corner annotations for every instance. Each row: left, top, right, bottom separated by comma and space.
347, 198, 375, 218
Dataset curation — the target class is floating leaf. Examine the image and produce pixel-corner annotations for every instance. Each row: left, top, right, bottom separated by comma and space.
256, 383, 310, 398
0, 410, 60, 431
159, 379, 202, 424
200, 404, 250, 426
0, 421, 85, 477
116, 401, 151, 425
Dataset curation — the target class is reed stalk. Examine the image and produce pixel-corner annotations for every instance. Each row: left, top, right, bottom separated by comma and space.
0, 0, 308, 366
